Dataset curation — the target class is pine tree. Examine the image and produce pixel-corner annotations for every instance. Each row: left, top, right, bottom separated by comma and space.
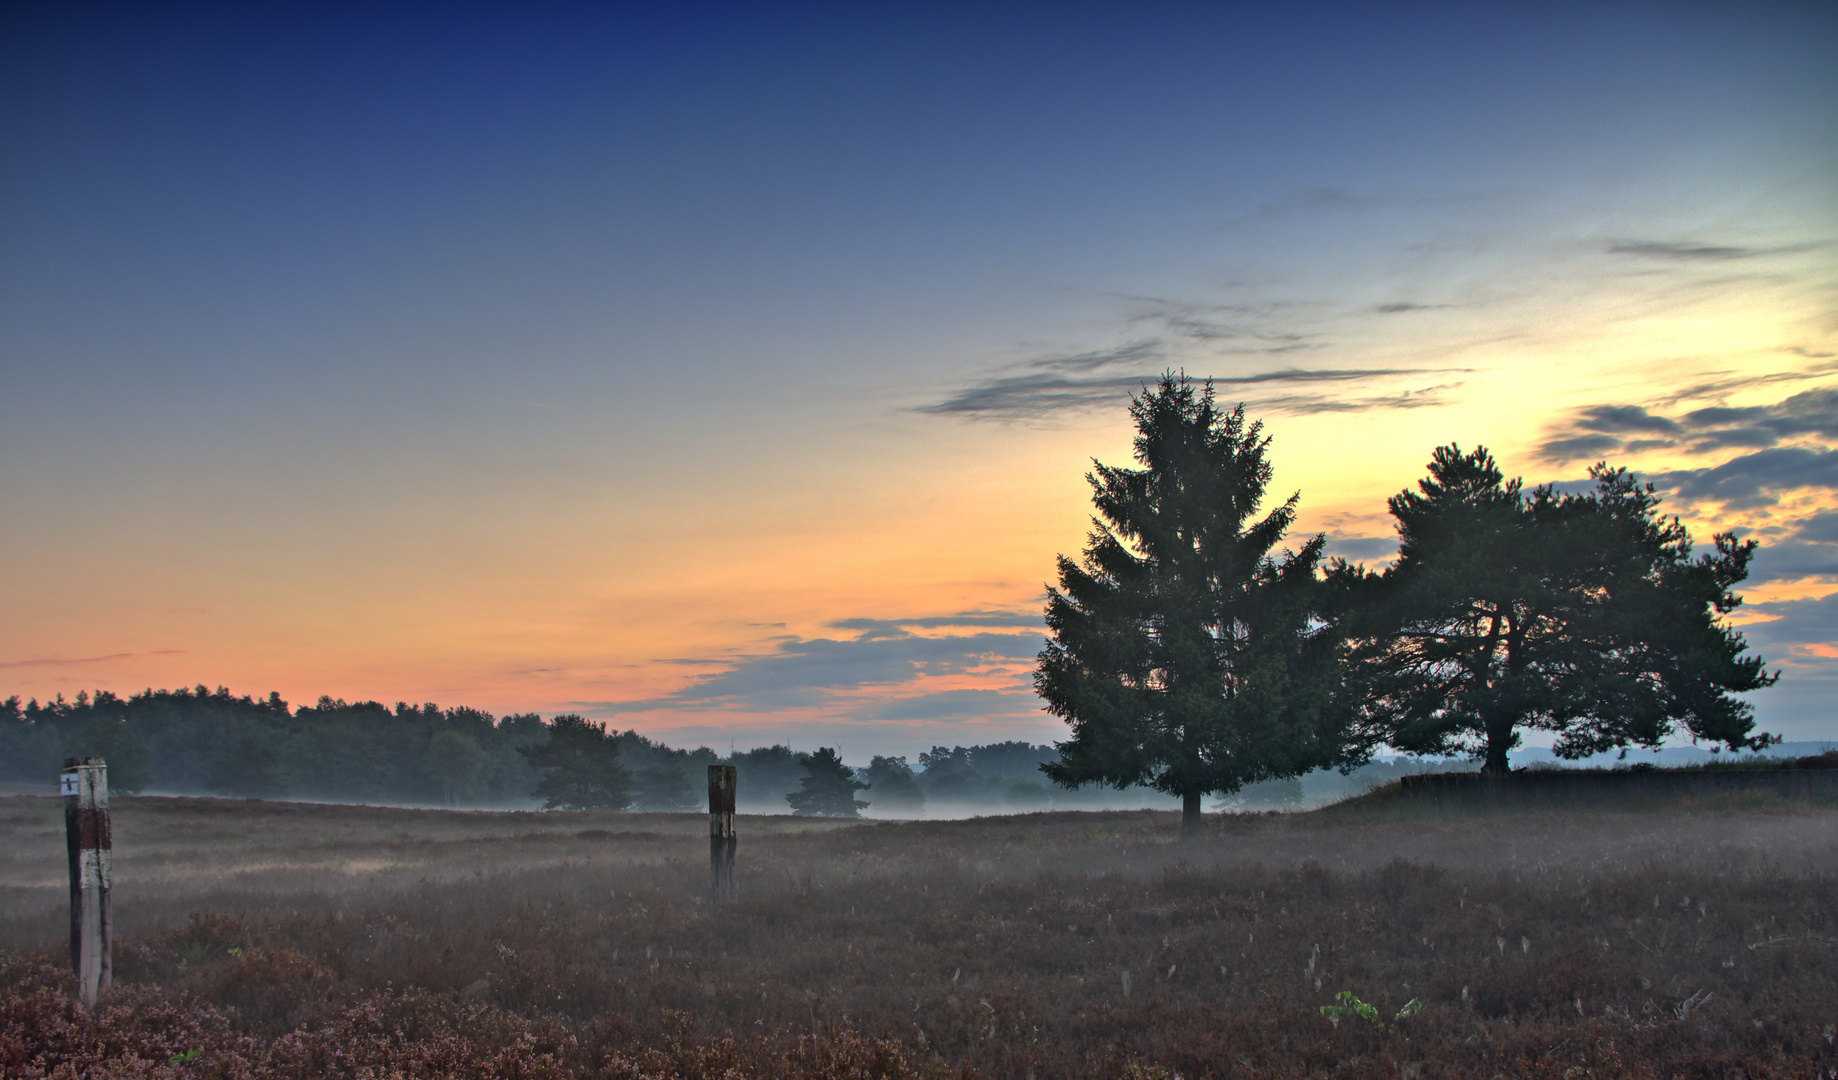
519, 714, 632, 810
1339, 445, 1778, 773
785, 747, 868, 817
1036, 373, 1346, 837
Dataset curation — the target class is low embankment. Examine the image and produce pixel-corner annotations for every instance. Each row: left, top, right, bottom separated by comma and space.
1387, 753, 1838, 808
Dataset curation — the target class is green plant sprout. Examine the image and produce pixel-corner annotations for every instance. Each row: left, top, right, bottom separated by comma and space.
1320, 991, 1422, 1027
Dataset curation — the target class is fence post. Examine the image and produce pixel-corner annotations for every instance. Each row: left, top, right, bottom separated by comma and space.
708, 765, 736, 903
61, 757, 112, 1007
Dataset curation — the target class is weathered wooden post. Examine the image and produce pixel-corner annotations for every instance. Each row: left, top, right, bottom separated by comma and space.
708, 764, 736, 903
61, 757, 112, 1007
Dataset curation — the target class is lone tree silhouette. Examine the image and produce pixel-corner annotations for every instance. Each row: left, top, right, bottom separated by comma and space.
785, 747, 869, 817
1336, 445, 1778, 774
1036, 373, 1346, 838
520, 714, 632, 810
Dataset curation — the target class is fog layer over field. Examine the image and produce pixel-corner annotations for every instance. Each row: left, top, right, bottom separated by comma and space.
4, 792, 1836, 1078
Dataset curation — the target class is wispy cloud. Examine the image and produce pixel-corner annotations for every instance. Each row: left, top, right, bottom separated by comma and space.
1222, 186, 1372, 226
0, 651, 173, 669
922, 365, 1456, 419
1252, 384, 1460, 415
0, 650, 184, 664
1606, 240, 1769, 261
1605, 237, 1827, 264
1653, 359, 1838, 404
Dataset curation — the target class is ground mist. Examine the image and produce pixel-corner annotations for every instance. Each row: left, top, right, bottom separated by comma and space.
4, 794, 1835, 1078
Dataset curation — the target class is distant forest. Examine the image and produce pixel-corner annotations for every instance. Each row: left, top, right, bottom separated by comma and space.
0, 685, 1469, 812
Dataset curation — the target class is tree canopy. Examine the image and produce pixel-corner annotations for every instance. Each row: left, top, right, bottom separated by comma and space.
861, 755, 925, 813
785, 747, 869, 817
69, 719, 151, 794
1036, 373, 1347, 836
1337, 445, 1777, 773
519, 714, 633, 810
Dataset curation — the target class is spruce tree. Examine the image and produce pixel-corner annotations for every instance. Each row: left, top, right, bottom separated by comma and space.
785, 747, 869, 817
1036, 373, 1346, 837
520, 714, 632, 810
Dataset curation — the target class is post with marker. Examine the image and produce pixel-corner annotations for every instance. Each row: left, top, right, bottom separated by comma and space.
708, 764, 737, 903
62, 757, 113, 1008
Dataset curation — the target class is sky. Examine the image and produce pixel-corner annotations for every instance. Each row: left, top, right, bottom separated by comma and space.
3, 2, 1835, 760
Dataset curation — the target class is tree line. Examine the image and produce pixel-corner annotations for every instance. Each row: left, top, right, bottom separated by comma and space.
1039, 373, 1779, 836
0, 687, 1107, 814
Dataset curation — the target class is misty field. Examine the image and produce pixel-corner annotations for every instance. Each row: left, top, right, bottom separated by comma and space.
4, 791, 1836, 1079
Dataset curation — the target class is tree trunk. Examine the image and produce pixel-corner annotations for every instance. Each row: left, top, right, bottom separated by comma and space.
1181, 791, 1203, 839
1480, 719, 1513, 777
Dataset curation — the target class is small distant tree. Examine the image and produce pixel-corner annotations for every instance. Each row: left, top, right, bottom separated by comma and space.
1338, 445, 1778, 773
520, 714, 632, 810
862, 755, 925, 814
785, 747, 868, 817
1037, 374, 1347, 838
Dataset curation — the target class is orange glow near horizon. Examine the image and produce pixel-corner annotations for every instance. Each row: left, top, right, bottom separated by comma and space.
4, 4, 1834, 755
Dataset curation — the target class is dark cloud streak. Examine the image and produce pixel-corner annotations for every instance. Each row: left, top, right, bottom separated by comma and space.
1538, 389, 1838, 464
1647, 447, 1838, 508
1606, 240, 1765, 261
922, 367, 1456, 418
919, 288, 1470, 419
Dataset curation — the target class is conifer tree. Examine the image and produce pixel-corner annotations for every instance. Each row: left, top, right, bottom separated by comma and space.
785, 747, 869, 817
1338, 445, 1778, 773
1036, 373, 1346, 837
520, 714, 632, 810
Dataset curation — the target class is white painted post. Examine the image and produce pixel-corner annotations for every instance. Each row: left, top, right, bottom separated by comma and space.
62, 757, 112, 1007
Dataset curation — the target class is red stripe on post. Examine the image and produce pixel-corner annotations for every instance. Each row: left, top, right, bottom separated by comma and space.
62, 757, 112, 1008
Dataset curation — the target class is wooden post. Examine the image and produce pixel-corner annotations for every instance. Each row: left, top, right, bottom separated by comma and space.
61, 757, 112, 1007
708, 764, 736, 903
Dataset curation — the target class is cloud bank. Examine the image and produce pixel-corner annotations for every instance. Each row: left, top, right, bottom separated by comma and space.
586, 613, 1048, 724
1537, 388, 1838, 465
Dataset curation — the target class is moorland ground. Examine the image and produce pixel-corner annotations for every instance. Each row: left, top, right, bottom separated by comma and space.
3, 791, 1835, 1078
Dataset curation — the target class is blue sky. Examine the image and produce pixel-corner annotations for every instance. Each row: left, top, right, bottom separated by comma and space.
3, 2, 1835, 756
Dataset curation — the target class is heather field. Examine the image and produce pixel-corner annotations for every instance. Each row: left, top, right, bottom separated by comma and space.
3, 791, 1836, 1079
